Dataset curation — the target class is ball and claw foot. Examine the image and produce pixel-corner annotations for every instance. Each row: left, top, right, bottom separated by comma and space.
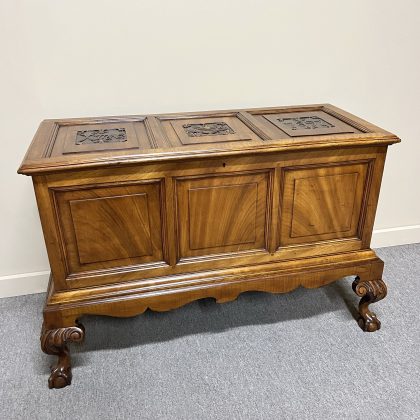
352, 276, 387, 332
40, 321, 85, 389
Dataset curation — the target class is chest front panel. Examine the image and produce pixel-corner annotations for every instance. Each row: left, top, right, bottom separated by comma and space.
52, 181, 166, 275
278, 161, 370, 247
37, 146, 385, 290
174, 171, 270, 259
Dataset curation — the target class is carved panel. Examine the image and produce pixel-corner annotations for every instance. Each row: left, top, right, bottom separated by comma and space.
169, 116, 259, 145
61, 123, 140, 155
183, 122, 235, 137
264, 111, 358, 137
279, 162, 369, 246
75, 128, 127, 145
277, 116, 334, 132
175, 172, 270, 258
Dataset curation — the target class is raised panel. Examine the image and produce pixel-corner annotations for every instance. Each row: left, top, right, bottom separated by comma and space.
279, 162, 369, 246
54, 181, 165, 276
50, 119, 155, 157
165, 114, 263, 146
70, 194, 153, 264
189, 183, 258, 249
252, 110, 361, 139
62, 122, 141, 154
291, 172, 359, 238
176, 172, 270, 259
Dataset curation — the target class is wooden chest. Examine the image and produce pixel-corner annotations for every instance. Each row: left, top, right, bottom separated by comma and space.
19, 104, 400, 388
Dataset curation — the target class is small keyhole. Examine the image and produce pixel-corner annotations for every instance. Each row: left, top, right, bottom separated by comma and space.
222, 162, 226, 167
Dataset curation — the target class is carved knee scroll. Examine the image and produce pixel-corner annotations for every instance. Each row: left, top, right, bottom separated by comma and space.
352, 277, 387, 332
40, 322, 85, 389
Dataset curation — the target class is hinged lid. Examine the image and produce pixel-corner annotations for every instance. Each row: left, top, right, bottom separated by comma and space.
18, 104, 400, 175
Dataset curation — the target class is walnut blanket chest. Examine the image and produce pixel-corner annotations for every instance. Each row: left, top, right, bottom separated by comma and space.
18, 104, 400, 388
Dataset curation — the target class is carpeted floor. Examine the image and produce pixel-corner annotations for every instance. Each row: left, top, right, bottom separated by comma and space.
0, 244, 419, 420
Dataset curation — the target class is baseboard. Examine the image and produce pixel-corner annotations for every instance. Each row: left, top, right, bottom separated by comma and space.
0, 271, 50, 298
0, 225, 419, 299
370, 224, 420, 248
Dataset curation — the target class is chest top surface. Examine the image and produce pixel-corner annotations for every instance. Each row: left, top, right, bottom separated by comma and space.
18, 104, 400, 175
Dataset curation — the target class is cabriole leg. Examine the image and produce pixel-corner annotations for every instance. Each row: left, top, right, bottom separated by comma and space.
40, 321, 85, 389
352, 276, 387, 332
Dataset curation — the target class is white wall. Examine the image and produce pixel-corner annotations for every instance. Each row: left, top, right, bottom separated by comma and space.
1, 1, 419, 297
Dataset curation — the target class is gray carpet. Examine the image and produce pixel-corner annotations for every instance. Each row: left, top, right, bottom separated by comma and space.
0, 244, 419, 420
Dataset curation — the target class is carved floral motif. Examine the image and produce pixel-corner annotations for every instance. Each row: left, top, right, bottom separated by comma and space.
277, 116, 335, 131
183, 122, 235, 137
76, 128, 127, 145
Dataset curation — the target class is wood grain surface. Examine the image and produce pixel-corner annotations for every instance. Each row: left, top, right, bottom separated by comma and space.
18, 104, 399, 388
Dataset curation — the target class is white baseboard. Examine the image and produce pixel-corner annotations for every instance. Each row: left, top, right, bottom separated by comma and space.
0, 270, 50, 298
370, 224, 420, 248
0, 225, 419, 299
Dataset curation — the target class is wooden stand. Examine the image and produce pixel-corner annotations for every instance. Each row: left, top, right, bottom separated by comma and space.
19, 104, 399, 388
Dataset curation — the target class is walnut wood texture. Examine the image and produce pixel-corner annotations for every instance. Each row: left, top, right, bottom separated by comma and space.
352, 263, 387, 332
40, 321, 85, 389
18, 104, 399, 175
279, 162, 369, 245
175, 171, 269, 259
19, 104, 400, 388
53, 181, 164, 272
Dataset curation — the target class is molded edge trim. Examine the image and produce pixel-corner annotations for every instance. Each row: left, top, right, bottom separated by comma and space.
1, 225, 418, 299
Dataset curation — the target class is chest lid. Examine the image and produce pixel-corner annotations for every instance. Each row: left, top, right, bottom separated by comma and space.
18, 104, 400, 175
